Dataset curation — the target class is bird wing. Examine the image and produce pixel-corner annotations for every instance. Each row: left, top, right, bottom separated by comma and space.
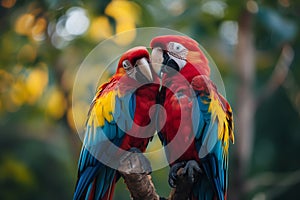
73, 76, 136, 200
191, 75, 234, 200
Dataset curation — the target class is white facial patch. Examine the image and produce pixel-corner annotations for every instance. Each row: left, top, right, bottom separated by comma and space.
168, 53, 187, 70
122, 59, 136, 79
167, 42, 188, 70
167, 42, 188, 59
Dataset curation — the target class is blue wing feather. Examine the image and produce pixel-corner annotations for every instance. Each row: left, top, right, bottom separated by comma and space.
192, 76, 233, 200
73, 88, 136, 200
193, 94, 226, 200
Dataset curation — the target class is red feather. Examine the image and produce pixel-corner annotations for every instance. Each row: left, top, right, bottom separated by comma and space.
151, 35, 234, 200
116, 46, 149, 74
150, 35, 210, 77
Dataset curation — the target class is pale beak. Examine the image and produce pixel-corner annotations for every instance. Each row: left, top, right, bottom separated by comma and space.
151, 47, 164, 77
136, 57, 153, 82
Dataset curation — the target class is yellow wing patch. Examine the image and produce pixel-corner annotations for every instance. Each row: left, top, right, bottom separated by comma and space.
87, 89, 117, 127
208, 92, 234, 155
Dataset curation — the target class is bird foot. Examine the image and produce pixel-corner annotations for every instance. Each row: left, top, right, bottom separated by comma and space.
169, 160, 202, 188
168, 161, 186, 188
180, 160, 202, 183
118, 147, 152, 174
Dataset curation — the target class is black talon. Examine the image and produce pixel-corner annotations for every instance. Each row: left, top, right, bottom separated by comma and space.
168, 161, 186, 188
181, 160, 202, 183
128, 147, 141, 153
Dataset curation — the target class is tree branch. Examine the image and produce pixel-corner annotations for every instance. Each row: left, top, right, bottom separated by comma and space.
256, 44, 294, 108
231, 9, 255, 200
118, 153, 194, 200
246, 169, 300, 199
121, 173, 160, 200
118, 152, 160, 200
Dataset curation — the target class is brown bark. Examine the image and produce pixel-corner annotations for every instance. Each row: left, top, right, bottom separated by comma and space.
230, 9, 255, 200
229, 8, 294, 199
256, 44, 294, 107
118, 152, 160, 200
119, 152, 194, 200
121, 173, 160, 200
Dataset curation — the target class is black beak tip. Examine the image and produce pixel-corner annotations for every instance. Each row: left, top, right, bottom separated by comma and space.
162, 51, 180, 74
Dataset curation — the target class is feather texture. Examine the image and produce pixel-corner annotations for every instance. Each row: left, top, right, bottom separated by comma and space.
151, 35, 234, 200
73, 47, 159, 200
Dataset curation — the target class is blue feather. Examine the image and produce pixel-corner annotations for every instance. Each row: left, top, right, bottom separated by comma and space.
200, 153, 225, 200
74, 73, 143, 200
130, 93, 136, 119
192, 88, 230, 200
73, 155, 102, 200
193, 173, 215, 200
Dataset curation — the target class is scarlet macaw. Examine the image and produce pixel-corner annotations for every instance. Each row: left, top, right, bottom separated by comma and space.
73, 46, 158, 200
150, 35, 234, 200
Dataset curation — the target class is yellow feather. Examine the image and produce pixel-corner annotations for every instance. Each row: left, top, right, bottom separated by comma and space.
87, 90, 117, 128
208, 92, 233, 155
94, 100, 104, 127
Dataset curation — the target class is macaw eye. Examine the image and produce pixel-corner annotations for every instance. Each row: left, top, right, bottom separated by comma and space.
171, 42, 185, 53
122, 60, 132, 69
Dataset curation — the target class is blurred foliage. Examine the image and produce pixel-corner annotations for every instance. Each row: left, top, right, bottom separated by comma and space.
0, 0, 300, 199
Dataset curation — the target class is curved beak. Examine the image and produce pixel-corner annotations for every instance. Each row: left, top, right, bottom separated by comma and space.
135, 57, 153, 82
151, 47, 180, 78
151, 47, 164, 77
161, 51, 180, 74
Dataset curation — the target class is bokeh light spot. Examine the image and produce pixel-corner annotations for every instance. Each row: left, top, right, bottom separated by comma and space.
89, 16, 112, 41
114, 23, 136, 46
65, 7, 90, 36
201, 0, 227, 18
278, 0, 290, 7
1, 0, 16, 8
219, 21, 238, 45
161, 0, 186, 16
26, 66, 48, 104
46, 87, 67, 119
247, 0, 259, 14
105, 0, 140, 46
32, 17, 47, 41
15, 13, 35, 35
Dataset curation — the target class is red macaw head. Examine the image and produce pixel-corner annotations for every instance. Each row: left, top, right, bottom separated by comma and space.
150, 35, 210, 79
117, 46, 153, 82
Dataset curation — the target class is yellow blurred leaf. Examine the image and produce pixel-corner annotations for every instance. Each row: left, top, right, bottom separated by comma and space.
105, 0, 140, 22
114, 22, 136, 46
32, 17, 47, 40
17, 44, 37, 63
15, 13, 35, 36
105, 0, 140, 46
10, 79, 28, 106
0, 69, 21, 112
46, 87, 67, 119
25, 66, 48, 104
0, 69, 13, 93
0, 157, 35, 187
68, 101, 90, 132
0, 99, 2, 111
89, 16, 113, 41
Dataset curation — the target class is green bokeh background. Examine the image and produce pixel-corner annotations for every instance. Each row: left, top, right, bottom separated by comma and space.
0, 0, 299, 199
